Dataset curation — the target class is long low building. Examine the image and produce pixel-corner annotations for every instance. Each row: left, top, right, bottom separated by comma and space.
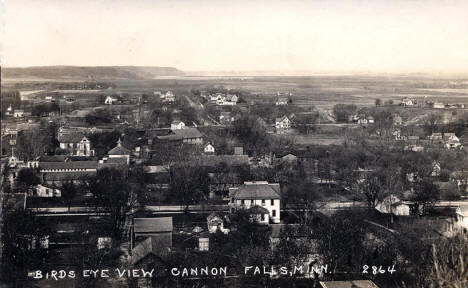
39, 161, 98, 173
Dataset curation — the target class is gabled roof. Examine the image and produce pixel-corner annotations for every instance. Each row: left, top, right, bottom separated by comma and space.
134, 217, 173, 234
108, 139, 131, 155
158, 128, 203, 141
276, 116, 289, 122
58, 133, 88, 143
231, 181, 280, 199
320, 280, 379, 288
131, 235, 172, 265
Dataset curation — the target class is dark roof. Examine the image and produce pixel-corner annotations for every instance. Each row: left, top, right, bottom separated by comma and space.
157, 128, 203, 141
134, 217, 173, 234
320, 280, 379, 288
131, 235, 172, 265
58, 133, 88, 143
39, 161, 98, 170
231, 182, 280, 199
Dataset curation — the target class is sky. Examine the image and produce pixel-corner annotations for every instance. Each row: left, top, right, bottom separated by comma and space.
1, 0, 468, 74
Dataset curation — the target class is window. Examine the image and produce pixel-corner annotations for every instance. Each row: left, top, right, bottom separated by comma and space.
272, 210, 276, 217
241, 200, 245, 205
261, 214, 265, 221
261, 199, 265, 206
251, 200, 254, 205
271, 199, 275, 205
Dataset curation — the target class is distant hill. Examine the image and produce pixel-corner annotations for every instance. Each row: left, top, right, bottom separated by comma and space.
2, 66, 184, 79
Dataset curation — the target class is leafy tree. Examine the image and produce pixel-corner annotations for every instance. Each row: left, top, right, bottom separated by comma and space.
333, 104, 357, 123
61, 180, 79, 212
16, 168, 41, 187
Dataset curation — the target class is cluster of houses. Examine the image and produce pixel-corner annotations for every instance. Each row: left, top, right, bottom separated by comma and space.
401, 97, 465, 109
208, 93, 238, 106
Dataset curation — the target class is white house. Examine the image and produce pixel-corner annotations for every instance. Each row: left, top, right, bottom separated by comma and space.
207, 213, 229, 234
401, 98, 415, 106
443, 133, 462, 150
171, 121, 185, 130
104, 96, 117, 105
275, 116, 291, 130
162, 91, 175, 103
229, 181, 281, 224
375, 195, 410, 216
14, 110, 24, 118
204, 142, 215, 154
433, 102, 445, 109
35, 184, 61, 198
58, 133, 95, 157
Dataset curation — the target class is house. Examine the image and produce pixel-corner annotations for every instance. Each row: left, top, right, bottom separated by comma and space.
401, 98, 415, 106
275, 97, 289, 106
431, 161, 441, 177
432, 102, 445, 109
162, 91, 175, 103
320, 280, 380, 288
375, 195, 410, 216
455, 203, 468, 232
210, 93, 224, 103
204, 142, 215, 154
275, 116, 291, 131
157, 128, 203, 144
132, 217, 173, 253
104, 138, 131, 165
58, 133, 95, 157
217, 94, 238, 106
34, 184, 61, 198
275, 92, 291, 105
14, 110, 24, 118
207, 213, 229, 234
443, 133, 462, 150
171, 121, 185, 130
104, 95, 117, 105
229, 181, 281, 224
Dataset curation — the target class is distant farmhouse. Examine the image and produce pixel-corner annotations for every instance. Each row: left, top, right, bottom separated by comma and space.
275, 92, 292, 106
161, 90, 175, 103
401, 97, 415, 106
209, 92, 238, 106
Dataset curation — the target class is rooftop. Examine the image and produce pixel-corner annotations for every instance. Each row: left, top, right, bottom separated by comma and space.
231, 181, 280, 199
134, 217, 173, 234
